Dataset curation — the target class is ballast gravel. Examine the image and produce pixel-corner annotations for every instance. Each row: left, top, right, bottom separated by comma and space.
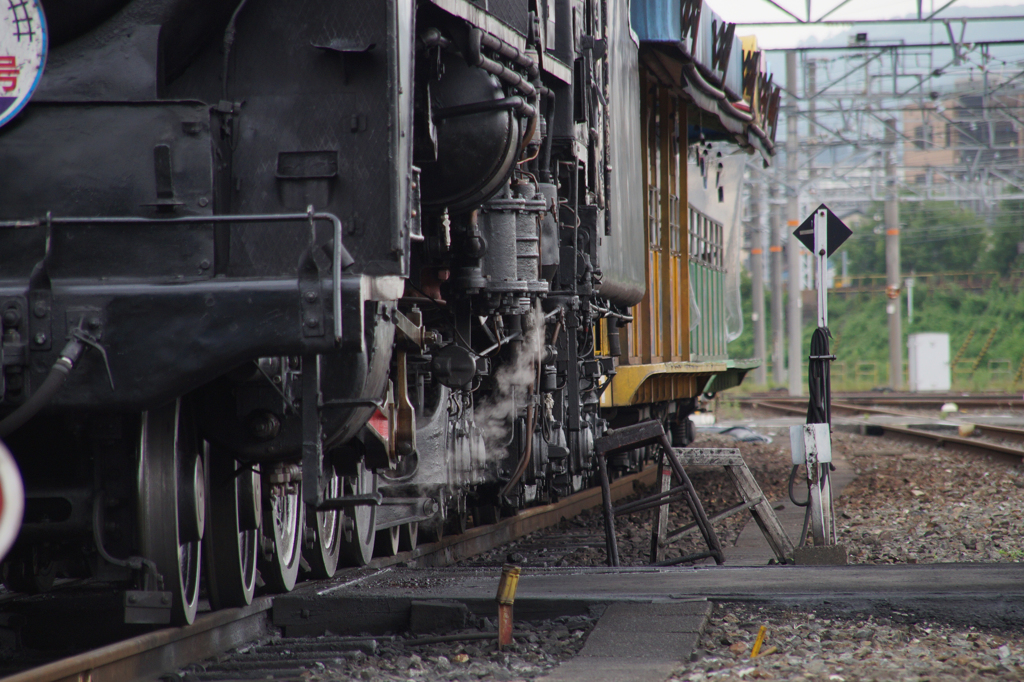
186, 616, 596, 682
183, 408, 1024, 682
463, 425, 1024, 568
458, 415, 1024, 680
668, 601, 1024, 682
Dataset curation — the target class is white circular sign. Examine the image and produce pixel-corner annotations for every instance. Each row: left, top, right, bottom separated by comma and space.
0, 440, 23, 562
0, 0, 47, 129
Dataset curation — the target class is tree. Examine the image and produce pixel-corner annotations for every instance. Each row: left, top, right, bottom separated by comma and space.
980, 196, 1024, 275
840, 200, 986, 275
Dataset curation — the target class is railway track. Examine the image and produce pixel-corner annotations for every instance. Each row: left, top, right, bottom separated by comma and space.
740, 392, 1024, 410
0, 466, 657, 682
747, 399, 1024, 461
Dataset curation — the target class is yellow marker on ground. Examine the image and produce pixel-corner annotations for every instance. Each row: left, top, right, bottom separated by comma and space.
750, 625, 767, 658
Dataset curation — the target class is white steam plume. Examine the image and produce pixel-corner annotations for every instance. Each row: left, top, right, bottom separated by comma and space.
474, 304, 545, 460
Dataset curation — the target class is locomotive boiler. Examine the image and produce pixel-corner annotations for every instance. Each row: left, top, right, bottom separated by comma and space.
0, 0, 778, 624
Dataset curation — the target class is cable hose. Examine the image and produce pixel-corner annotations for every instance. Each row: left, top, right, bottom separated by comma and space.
0, 338, 84, 438
798, 503, 812, 549
806, 326, 832, 425
788, 465, 809, 507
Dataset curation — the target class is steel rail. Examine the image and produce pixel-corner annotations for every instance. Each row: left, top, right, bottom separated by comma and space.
1, 599, 273, 682
749, 400, 1024, 462
5, 465, 658, 682
740, 393, 1024, 408
828, 401, 1024, 446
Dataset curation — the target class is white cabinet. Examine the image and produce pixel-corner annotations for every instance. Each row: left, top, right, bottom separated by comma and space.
908, 332, 950, 392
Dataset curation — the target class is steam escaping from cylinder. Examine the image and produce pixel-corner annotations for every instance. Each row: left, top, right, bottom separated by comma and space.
474, 304, 546, 460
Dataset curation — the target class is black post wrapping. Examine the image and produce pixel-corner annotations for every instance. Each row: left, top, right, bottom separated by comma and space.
803, 325, 835, 548
806, 327, 833, 425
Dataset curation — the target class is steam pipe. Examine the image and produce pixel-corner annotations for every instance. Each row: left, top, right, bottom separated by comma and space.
420, 28, 451, 50
221, 0, 251, 100
500, 356, 541, 500
0, 338, 85, 438
468, 28, 537, 99
434, 96, 534, 119
539, 90, 556, 182
477, 309, 559, 357
92, 491, 160, 584
477, 30, 540, 79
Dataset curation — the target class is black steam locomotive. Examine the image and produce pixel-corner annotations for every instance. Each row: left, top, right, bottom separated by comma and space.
0, 0, 777, 624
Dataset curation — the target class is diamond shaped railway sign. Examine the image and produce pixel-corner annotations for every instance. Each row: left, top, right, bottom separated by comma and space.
793, 204, 852, 257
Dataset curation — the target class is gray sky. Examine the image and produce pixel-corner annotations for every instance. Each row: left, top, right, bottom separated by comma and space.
713, 0, 1024, 50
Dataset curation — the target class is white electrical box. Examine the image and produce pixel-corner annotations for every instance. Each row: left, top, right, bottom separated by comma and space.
908, 333, 951, 392
789, 423, 832, 465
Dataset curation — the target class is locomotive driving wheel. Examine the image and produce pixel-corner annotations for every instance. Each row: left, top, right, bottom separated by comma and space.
138, 399, 204, 626
203, 449, 260, 608
336, 459, 377, 566
303, 460, 342, 579
374, 525, 400, 557
399, 522, 418, 551
259, 462, 304, 592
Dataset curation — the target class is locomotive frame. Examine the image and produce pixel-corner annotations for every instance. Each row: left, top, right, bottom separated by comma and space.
0, 0, 779, 625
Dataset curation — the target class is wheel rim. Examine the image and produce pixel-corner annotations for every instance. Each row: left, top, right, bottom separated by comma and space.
337, 460, 377, 566
259, 462, 304, 593
399, 522, 418, 552
303, 463, 341, 579
374, 526, 400, 557
138, 400, 203, 626
444, 501, 468, 537
204, 448, 259, 608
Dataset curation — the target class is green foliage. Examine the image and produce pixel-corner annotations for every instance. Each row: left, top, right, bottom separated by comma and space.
730, 196, 1024, 389
730, 276, 1024, 389
980, 197, 1024, 274
843, 201, 988, 275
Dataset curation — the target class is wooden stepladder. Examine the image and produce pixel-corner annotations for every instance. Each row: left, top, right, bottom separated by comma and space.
595, 421, 723, 567
652, 448, 794, 564
595, 421, 794, 567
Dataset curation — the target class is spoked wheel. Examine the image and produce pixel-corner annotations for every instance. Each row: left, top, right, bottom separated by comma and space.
138, 399, 205, 626
418, 515, 444, 544
373, 526, 400, 557
444, 506, 468, 537
399, 522, 418, 552
303, 462, 342, 579
337, 460, 377, 566
203, 448, 260, 608
258, 462, 304, 593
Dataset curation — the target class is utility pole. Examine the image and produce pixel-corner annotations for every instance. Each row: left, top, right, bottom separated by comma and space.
770, 186, 784, 385
750, 176, 767, 385
786, 50, 803, 397
884, 118, 903, 389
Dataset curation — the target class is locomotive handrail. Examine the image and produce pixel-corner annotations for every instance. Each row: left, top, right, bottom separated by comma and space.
0, 210, 346, 341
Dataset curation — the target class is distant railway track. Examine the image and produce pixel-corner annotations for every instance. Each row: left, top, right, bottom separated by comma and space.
747, 400, 1024, 461
740, 393, 1024, 410
1, 466, 656, 682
